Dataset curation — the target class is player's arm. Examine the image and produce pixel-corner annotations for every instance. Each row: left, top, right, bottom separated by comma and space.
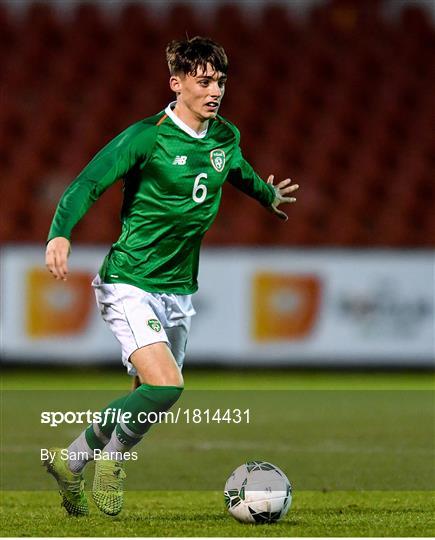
226, 144, 298, 221
46, 123, 154, 280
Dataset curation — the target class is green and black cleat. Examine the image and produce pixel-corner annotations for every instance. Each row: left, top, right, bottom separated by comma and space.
92, 458, 126, 516
43, 447, 89, 517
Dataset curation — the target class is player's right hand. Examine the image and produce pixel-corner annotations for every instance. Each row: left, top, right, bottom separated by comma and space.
45, 237, 71, 281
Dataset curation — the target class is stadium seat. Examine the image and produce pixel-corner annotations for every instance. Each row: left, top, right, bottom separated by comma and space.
1, 1, 433, 247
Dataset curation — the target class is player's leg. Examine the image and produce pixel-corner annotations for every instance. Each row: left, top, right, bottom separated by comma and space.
67, 394, 131, 471
88, 319, 189, 459
43, 278, 151, 515
91, 319, 191, 515
92, 286, 192, 459
92, 342, 184, 515
131, 341, 184, 385
104, 317, 191, 454
91, 285, 190, 515
101, 342, 183, 457
43, 392, 134, 516
88, 317, 189, 455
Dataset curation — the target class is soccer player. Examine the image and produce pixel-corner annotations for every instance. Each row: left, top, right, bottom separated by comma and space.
44, 36, 298, 516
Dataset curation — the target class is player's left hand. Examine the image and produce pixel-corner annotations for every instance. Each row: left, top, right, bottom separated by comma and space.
267, 175, 299, 221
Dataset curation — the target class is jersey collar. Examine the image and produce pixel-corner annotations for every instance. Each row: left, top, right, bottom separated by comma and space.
165, 102, 208, 139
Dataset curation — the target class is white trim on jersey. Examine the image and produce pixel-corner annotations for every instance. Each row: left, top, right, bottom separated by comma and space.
165, 101, 208, 139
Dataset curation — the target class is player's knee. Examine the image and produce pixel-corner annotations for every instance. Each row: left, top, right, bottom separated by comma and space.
171, 370, 184, 388
161, 384, 183, 409
137, 383, 183, 412
163, 361, 184, 387
152, 369, 183, 388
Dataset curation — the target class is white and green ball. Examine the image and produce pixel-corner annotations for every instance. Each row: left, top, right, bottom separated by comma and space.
224, 461, 292, 524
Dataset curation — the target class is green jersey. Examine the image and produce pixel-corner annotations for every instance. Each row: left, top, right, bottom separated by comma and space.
48, 103, 275, 294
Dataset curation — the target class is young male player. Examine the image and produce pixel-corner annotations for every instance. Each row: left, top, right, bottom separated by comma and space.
44, 36, 298, 517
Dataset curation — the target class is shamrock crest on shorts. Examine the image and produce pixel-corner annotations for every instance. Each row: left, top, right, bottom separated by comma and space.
147, 318, 162, 332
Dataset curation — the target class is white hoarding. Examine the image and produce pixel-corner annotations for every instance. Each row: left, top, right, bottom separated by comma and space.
191, 249, 434, 365
1, 246, 434, 366
0, 246, 117, 362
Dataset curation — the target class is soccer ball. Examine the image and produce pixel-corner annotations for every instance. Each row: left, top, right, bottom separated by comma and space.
224, 461, 292, 524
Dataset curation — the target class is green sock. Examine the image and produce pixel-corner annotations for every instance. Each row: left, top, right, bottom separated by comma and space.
85, 394, 130, 451
67, 394, 131, 472
104, 384, 183, 455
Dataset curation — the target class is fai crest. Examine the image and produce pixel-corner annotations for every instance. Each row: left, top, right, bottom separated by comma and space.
147, 318, 162, 332
210, 149, 226, 172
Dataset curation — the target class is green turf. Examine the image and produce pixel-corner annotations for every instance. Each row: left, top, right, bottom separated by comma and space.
1, 368, 434, 536
1, 490, 434, 537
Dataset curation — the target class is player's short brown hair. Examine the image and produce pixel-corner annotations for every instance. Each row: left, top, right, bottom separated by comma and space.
166, 36, 228, 76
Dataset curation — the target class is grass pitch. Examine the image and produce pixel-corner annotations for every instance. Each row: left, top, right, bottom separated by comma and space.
1, 490, 434, 537
1, 367, 434, 537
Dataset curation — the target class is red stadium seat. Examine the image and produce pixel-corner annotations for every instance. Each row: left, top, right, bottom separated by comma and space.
1, 1, 433, 248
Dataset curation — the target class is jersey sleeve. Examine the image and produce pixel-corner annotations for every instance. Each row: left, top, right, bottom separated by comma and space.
47, 122, 156, 242
225, 127, 275, 207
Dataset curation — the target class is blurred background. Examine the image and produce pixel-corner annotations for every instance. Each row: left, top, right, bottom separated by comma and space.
1, 0, 434, 370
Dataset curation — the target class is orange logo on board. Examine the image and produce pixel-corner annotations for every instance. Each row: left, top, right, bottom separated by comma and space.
26, 268, 93, 337
252, 273, 321, 341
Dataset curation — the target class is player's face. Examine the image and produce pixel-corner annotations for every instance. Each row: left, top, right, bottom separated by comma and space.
171, 64, 227, 122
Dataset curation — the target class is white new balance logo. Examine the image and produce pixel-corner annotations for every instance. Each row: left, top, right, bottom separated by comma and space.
173, 155, 188, 165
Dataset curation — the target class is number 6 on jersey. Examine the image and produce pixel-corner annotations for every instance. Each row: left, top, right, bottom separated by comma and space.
192, 173, 208, 203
